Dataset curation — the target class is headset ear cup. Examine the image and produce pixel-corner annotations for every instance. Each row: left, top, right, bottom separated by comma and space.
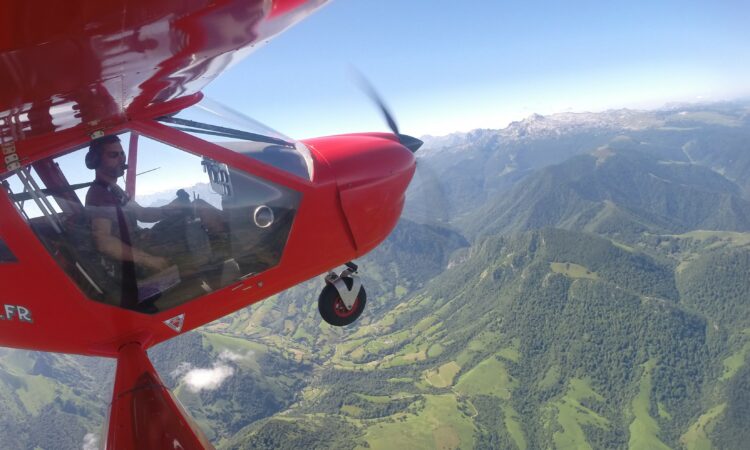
85, 150, 99, 169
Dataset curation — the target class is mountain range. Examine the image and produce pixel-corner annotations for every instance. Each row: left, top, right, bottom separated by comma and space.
2, 100, 750, 449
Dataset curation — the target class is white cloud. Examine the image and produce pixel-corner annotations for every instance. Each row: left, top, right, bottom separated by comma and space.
82, 433, 99, 450
183, 364, 235, 393
169, 361, 194, 379
218, 349, 252, 362
169, 349, 251, 393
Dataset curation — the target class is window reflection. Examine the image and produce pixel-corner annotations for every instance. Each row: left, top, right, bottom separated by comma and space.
1, 131, 299, 313
160, 97, 314, 180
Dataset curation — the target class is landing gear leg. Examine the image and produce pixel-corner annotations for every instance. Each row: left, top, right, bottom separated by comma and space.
318, 262, 367, 327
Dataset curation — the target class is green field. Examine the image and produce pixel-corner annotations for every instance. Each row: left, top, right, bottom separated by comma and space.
610, 239, 635, 252
502, 404, 527, 450
539, 365, 561, 389
202, 332, 268, 373
0, 352, 74, 417
629, 360, 671, 450
357, 393, 414, 403
550, 262, 598, 280
203, 332, 267, 353
425, 362, 461, 388
359, 394, 475, 450
546, 378, 609, 450
456, 330, 506, 367
720, 340, 750, 381
341, 404, 363, 417
427, 343, 445, 358
680, 403, 726, 450
455, 357, 515, 399
497, 345, 520, 362
14, 375, 60, 416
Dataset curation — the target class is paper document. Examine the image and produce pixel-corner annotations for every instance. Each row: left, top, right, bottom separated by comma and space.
138, 265, 181, 302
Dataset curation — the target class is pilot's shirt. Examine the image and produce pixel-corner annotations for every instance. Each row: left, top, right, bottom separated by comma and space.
85, 179, 141, 307
85, 179, 139, 243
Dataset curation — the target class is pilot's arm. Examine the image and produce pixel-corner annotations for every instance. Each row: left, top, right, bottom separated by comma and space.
129, 202, 167, 222
91, 216, 169, 271
128, 195, 188, 223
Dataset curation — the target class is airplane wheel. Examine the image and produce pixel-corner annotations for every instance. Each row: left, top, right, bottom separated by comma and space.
318, 278, 367, 327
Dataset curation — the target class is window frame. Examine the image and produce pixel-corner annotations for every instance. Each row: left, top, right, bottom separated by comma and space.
130, 119, 314, 195
0, 119, 313, 312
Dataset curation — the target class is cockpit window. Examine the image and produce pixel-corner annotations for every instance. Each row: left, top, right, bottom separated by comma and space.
0, 238, 15, 262
1, 131, 300, 313
160, 97, 314, 181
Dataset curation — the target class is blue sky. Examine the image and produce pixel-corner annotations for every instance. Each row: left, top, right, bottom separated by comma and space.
205, 0, 750, 139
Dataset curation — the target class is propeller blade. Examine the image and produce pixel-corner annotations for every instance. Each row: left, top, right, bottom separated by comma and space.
353, 71, 400, 136
352, 70, 423, 153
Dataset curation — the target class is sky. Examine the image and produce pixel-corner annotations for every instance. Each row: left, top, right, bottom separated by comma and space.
13, 1, 750, 203
204, 0, 750, 139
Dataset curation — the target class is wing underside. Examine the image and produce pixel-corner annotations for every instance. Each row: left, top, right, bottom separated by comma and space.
0, 0, 327, 159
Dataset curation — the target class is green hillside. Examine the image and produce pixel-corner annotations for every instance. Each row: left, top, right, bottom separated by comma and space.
0, 350, 112, 449
222, 227, 750, 449
465, 148, 750, 239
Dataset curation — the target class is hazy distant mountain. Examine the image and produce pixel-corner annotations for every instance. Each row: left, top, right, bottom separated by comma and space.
465, 146, 750, 239
407, 101, 750, 224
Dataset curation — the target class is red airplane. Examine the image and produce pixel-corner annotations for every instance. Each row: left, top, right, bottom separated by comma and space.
0, 1, 419, 448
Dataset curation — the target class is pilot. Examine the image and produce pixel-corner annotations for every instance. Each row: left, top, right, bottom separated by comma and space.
85, 135, 174, 310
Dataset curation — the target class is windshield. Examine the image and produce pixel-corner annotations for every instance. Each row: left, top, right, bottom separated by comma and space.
1, 131, 300, 313
161, 97, 314, 180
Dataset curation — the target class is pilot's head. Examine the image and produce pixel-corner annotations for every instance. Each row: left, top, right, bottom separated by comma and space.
86, 135, 127, 178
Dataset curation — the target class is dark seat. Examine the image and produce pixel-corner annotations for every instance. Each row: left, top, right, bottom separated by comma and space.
29, 212, 123, 304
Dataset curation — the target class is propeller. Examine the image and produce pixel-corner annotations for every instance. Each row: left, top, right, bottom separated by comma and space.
353, 72, 452, 226
353, 72, 423, 153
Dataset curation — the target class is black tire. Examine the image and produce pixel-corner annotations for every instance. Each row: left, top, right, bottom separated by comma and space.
318, 277, 367, 327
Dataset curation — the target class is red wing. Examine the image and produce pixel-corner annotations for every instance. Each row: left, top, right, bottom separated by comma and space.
0, 0, 327, 160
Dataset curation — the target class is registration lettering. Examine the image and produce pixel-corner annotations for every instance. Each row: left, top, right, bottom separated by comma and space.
0, 305, 33, 323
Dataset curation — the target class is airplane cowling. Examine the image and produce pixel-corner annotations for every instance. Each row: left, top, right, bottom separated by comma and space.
304, 133, 416, 255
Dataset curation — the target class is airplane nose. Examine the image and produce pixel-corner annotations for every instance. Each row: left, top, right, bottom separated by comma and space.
306, 133, 416, 254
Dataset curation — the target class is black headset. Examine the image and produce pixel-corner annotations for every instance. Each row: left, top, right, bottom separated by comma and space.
85, 135, 121, 169
85, 148, 101, 169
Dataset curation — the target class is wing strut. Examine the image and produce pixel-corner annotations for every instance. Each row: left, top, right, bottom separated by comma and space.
125, 132, 139, 199
106, 342, 213, 449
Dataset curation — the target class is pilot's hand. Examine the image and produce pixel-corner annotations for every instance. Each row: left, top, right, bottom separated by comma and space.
162, 193, 192, 217
143, 255, 170, 271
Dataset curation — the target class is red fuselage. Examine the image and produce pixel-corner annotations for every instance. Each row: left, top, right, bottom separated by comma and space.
0, 2, 419, 448
0, 0, 416, 356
